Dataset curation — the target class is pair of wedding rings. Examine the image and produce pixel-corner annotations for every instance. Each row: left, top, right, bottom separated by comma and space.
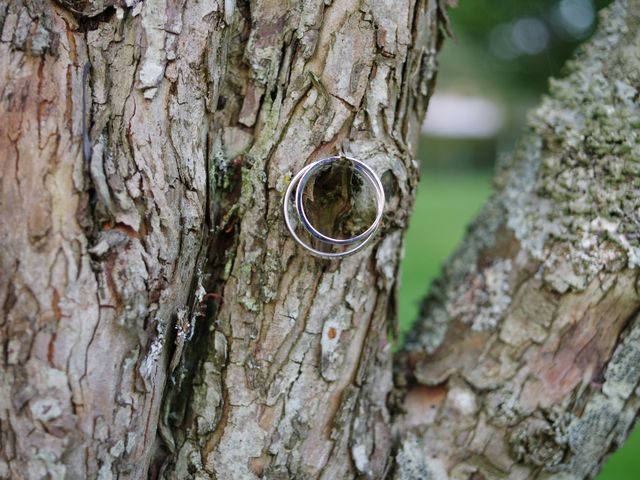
283, 155, 386, 258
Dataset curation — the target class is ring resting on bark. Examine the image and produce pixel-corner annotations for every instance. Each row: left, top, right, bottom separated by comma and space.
283, 155, 386, 258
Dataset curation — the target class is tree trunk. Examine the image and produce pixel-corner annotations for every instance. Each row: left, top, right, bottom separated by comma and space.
1, 0, 638, 479
394, 1, 640, 479
0, 0, 442, 478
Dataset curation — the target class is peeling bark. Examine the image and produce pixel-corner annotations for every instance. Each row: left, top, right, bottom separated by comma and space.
1, 0, 443, 478
3, 0, 637, 478
395, 2, 640, 478
1, 0, 220, 476
158, 0, 443, 477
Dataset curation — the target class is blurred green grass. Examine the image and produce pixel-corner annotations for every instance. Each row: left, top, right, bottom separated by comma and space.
398, 169, 493, 335
398, 169, 639, 478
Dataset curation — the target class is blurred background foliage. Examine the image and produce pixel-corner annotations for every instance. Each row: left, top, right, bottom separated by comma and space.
398, 0, 639, 477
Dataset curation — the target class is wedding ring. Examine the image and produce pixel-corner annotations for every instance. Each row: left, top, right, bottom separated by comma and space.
296, 157, 385, 245
283, 155, 385, 258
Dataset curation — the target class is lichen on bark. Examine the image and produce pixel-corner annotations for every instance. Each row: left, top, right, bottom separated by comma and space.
0, 0, 447, 478
2, 0, 638, 478
396, 1, 640, 478
158, 1, 446, 476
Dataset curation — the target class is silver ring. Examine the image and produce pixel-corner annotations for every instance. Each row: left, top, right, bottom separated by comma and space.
283, 155, 385, 258
295, 156, 385, 246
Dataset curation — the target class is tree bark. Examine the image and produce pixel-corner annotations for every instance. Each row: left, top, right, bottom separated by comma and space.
0, 0, 443, 478
1, 0, 639, 479
394, 1, 640, 479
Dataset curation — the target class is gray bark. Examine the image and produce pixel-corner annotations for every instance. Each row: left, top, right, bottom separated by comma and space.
0, 0, 442, 478
1, 0, 638, 479
394, 1, 640, 479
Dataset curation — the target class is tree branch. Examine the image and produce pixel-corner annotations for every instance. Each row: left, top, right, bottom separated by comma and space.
393, 1, 640, 478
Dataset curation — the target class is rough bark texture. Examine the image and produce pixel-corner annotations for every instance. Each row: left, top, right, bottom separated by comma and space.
1, 0, 219, 477
394, 1, 640, 479
3, 0, 639, 478
0, 0, 443, 479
